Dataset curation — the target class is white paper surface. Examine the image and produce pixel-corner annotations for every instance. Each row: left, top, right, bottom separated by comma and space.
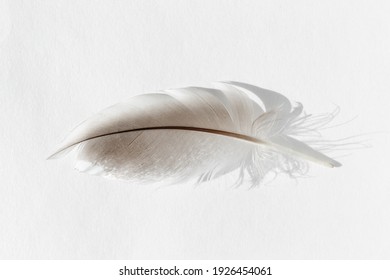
1, 0, 390, 259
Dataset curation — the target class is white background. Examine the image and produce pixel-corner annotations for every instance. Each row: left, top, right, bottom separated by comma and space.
1, 0, 390, 259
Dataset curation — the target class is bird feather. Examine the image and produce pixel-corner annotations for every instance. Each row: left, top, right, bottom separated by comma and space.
48, 81, 341, 185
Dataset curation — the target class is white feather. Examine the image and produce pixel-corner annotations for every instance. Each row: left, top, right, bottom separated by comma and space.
48, 81, 341, 185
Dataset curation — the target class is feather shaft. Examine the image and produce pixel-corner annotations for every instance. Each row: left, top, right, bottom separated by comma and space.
48, 126, 266, 159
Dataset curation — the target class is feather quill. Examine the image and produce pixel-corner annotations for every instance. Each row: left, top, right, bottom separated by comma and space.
48, 82, 341, 185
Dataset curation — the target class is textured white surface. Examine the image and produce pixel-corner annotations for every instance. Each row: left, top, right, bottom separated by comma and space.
1, 0, 390, 259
